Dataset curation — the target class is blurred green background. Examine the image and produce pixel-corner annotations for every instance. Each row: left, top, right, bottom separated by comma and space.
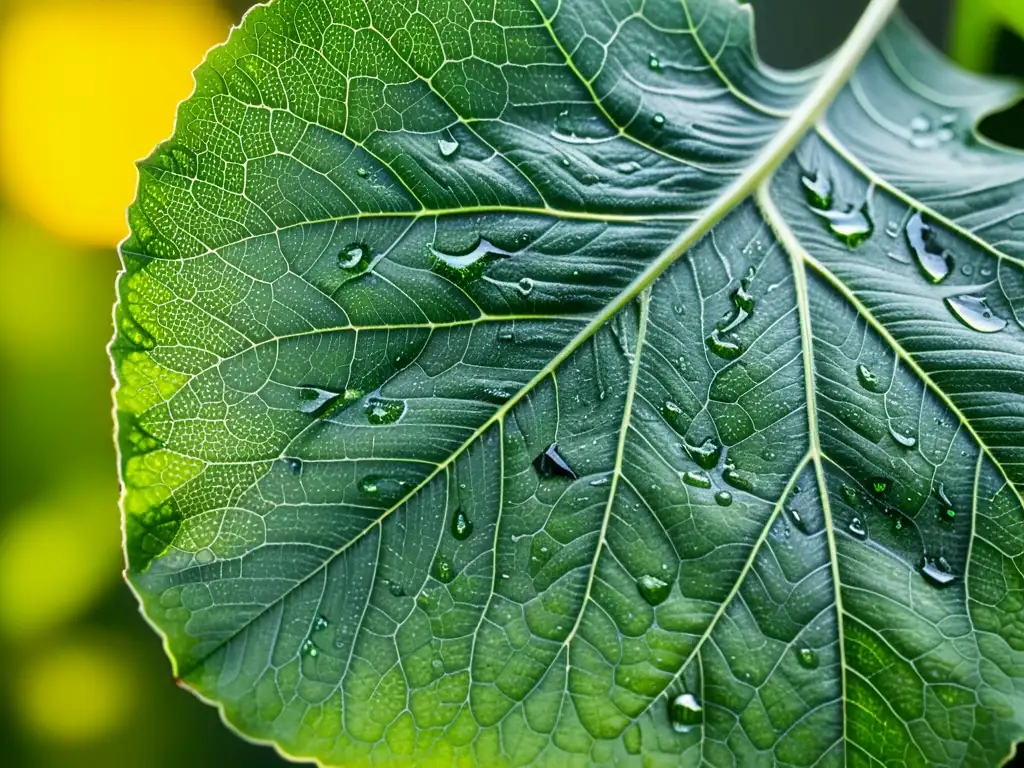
0, 0, 1019, 765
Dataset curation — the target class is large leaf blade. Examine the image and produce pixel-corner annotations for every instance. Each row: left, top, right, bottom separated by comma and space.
112, 0, 1024, 764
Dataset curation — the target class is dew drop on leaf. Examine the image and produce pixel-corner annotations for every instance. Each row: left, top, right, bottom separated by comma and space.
801, 173, 832, 210
195, 548, 214, 565
356, 167, 368, 178
944, 295, 1007, 333
920, 557, 956, 587
814, 205, 874, 248
652, 113, 665, 128
387, 580, 405, 598
847, 517, 867, 540
648, 52, 661, 70
906, 212, 952, 283
286, 458, 302, 475
840, 484, 858, 506
667, 693, 702, 733
682, 470, 712, 489
856, 363, 881, 392
533, 443, 577, 479
706, 329, 743, 360
714, 491, 733, 507
302, 640, 319, 658
889, 424, 917, 449
683, 438, 721, 471
366, 396, 406, 425
338, 242, 371, 272
452, 509, 473, 540
797, 647, 819, 669
662, 400, 684, 423
430, 237, 512, 283
433, 556, 455, 584
636, 574, 671, 606
787, 507, 809, 534
438, 137, 459, 157
313, 615, 329, 631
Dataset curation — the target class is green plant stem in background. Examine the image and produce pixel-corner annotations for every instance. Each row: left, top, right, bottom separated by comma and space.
950, 0, 1024, 70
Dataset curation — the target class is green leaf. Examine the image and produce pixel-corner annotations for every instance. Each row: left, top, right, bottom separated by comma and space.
112, 0, 1024, 764
950, 0, 1024, 71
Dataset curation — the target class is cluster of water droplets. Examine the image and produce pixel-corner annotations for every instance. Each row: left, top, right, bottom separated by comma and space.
705, 268, 757, 360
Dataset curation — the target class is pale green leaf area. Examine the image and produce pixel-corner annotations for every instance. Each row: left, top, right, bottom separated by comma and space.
111, 0, 1024, 764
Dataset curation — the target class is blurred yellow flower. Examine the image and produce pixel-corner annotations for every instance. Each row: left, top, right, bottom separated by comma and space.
0, 0, 230, 247
18, 637, 135, 743
0, 482, 121, 640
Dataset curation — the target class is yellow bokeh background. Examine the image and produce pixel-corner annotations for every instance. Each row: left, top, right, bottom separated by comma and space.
0, 1, 287, 764
0, 0, 229, 246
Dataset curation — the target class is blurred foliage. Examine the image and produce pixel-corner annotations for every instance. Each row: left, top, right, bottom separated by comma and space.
0, 0, 1018, 766
951, 0, 1024, 72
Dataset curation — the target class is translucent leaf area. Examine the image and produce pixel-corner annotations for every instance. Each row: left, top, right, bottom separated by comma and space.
111, 0, 1024, 764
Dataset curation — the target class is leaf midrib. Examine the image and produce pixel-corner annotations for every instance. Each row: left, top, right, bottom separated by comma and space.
165, 0, 899, 682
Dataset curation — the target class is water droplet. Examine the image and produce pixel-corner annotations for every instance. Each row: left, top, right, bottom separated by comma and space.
906, 212, 952, 283
359, 476, 380, 495
944, 295, 1007, 333
814, 205, 874, 248
801, 173, 832, 210
616, 160, 642, 174
636, 574, 671, 606
885, 220, 901, 238
517, 277, 535, 296
682, 470, 712, 489
840, 484, 858, 506
706, 329, 742, 360
366, 396, 406, 425
338, 242, 371, 272
648, 52, 661, 70
889, 424, 917, 449
723, 459, 754, 493
195, 548, 214, 565
662, 400, 684, 422
936, 483, 957, 523
909, 115, 931, 133
668, 693, 702, 733
433, 556, 455, 584
714, 491, 733, 507
430, 237, 512, 283
533, 443, 577, 480
438, 137, 459, 157
286, 458, 302, 475
920, 557, 956, 587
980, 265, 993, 277
452, 509, 473, 540
847, 517, 867, 539
787, 507, 809, 534
683, 438, 721, 471
732, 282, 755, 313
856, 363, 882, 392
388, 580, 405, 597
313, 615, 329, 631
869, 477, 890, 496
652, 113, 665, 128
302, 640, 319, 657
590, 475, 611, 487
797, 647, 819, 669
